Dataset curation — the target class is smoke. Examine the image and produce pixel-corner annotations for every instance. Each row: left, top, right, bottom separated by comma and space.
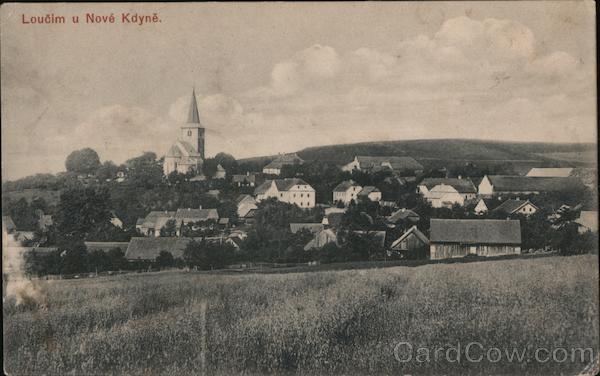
2, 228, 48, 308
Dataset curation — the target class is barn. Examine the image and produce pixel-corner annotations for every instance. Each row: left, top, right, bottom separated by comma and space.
390, 226, 429, 259
429, 219, 521, 260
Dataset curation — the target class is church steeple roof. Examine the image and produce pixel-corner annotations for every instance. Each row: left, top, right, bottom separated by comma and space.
187, 89, 201, 124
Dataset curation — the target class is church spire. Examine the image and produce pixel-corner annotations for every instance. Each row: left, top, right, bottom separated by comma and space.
187, 89, 201, 124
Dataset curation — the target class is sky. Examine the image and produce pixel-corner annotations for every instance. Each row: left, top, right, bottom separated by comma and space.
1, 2, 596, 180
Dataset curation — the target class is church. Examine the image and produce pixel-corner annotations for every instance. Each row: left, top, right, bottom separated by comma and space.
163, 90, 206, 176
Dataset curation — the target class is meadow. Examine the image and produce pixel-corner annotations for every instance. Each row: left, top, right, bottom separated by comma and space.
4, 255, 599, 375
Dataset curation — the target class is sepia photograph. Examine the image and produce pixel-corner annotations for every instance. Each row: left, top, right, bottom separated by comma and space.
1, 2, 598, 375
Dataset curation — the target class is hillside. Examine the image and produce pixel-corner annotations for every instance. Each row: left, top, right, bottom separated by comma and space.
241, 139, 596, 169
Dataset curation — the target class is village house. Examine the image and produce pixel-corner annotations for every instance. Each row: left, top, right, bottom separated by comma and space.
163, 90, 205, 176
125, 237, 192, 261
342, 155, 424, 176
418, 178, 478, 207
262, 153, 304, 175
387, 208, 420, 227
390, 225, 430, 259
232, 172, 260, 187
136, 208, 219, 237
304, 229, 338, 251
526, 168, 573, 177
474, 199, 489, 215
333, 180, 362, 205
429, 219, 521, 260
254, 178, 316, 208
492, 199, 539, 217
235, 194, 258, 219
357, 186, 382, 202
478, 175, 584, 197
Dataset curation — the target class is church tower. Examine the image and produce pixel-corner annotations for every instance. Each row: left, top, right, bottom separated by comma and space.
180, 89, 205, 159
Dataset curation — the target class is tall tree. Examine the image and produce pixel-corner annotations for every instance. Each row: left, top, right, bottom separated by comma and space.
65, 148, 101, 174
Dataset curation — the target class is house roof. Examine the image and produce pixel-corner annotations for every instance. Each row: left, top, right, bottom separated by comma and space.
136, 218, 145, 226
390, 226, 430, 249
333, 180, 360, 192
175, 208, 219, 222
289, 223, 324, 234
304, 229, 338, 250
526, 168, 573, 177
236, 194, 256, 205
125, 237, 192, 260
493, 199, 538, 215
388, 208, 420, 223
419, 178, 477, 193
430, 219, 521, 245
264, 153, 304, 170
85, 241, 130, 252
358, 186, 380, 196
485, 175, 583, 193
355, 156, 423, 172
218, 218, 230, 225
254, 178, 312, 195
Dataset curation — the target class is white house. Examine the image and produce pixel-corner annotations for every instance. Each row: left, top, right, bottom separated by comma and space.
418, 178, 477, 202
254, 178, 316, 208
236, 194, 258, 218
427, 184, 465, 208
213, 164, 226, 179
333, 180, 362, 205
492, 199, 539, 217
110, 212, 123, 228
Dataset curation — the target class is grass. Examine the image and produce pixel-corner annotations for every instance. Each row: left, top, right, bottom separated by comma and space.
3, 255, 599, 375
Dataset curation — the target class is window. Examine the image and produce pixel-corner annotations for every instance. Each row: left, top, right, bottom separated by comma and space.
187, 130, 192, 136
307, 194, 310, 198
280, 193, 283, 197
300, 193, 303, 197
300, 202, 303, 207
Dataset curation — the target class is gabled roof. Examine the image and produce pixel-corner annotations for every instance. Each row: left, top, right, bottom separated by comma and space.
576, 211, 598, 232
485, 175, 583, 193
255, 178, 313, 194
430, 219, 521, 245
236, 194, 256, 205
526, 168, 573, 177
388, 208, 420, 223
304, 229, 338, 251
419, 178, 477, 193
290, 223, 324, 234
492, 199, 538, 215
166, 141, 201, 158
358, 186, 380, 196
125, 237, 192, 260
355, 156, 423, 171
85, 241, 130, 252
175, 208, 219, 222
391, 226, 430, 249
334, 180, 360, 192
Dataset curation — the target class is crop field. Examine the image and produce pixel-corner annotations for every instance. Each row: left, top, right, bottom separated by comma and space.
3, 255, 599, 375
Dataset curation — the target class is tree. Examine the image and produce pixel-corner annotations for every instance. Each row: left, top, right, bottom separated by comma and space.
156, 251, 174, 269
96, 161, 118, 181
202, 158, 219, 178
214, 152, 238, 174
54, 186, 112, 241
65, 148, 101, 174
160, 219, 178, 237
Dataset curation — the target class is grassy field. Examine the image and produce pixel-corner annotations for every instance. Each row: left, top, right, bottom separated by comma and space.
4, 255, 599, 375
